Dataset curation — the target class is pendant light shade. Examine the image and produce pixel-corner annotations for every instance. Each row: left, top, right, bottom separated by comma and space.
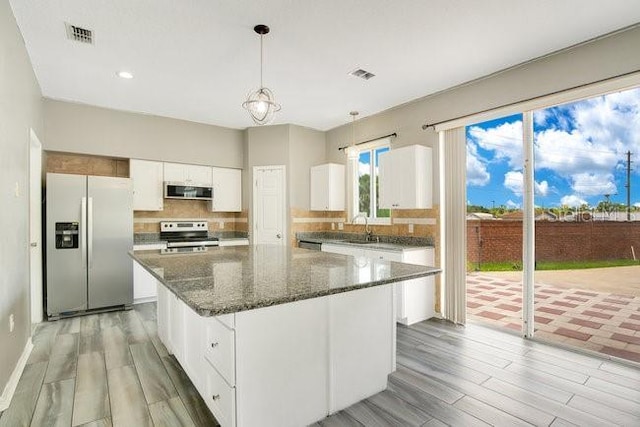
242, 25, 281, 125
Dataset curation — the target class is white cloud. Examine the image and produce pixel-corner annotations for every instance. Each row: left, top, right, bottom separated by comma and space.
468, 121, 523, 169
466, 142, 490, 186
570, 172, 617, 196
535, 180, 549, 197
505, 199, 520, 209
534, 128, 618, 177
358, 161, 370, 176
635, 202, 640, 208
533, 109, 550, 127
504, 171, 523, 195
502, 170, 550, 197
560, 194, 588, 208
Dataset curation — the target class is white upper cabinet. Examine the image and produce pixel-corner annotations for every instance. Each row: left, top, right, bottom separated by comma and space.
379, 144, 432, 209
211, 167, 242, 212
164, 162, 212, 186
310, 163, 345, 211
130, 159, 164, 211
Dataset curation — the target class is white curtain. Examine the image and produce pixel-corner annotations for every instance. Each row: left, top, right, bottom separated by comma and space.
439, 127, 467, 324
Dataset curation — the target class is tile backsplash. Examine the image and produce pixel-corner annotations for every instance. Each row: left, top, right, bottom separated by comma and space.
134, 199, 244, 233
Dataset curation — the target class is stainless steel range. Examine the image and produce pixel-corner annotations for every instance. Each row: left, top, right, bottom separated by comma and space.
160, 221, 219, 253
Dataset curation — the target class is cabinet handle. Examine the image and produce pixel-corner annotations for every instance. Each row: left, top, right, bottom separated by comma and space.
212, 394, 220, 401
211, 342, 219, 348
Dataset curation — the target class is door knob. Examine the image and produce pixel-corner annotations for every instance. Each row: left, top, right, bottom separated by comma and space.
276, 233, 282, 239
30, 242, 38, 247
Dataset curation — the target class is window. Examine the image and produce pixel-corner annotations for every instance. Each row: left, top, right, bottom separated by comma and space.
347, 141, 390, 221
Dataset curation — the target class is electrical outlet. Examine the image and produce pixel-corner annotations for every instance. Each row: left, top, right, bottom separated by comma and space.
219, 221, 224, 229
9, 314, 14, 333
331, 222, 335, 230
14, 182, 20, 197
408, 223, 414, 234
338, 222, 344, 230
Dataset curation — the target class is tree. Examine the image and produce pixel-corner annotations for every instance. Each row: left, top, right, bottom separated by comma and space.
358, 173, 370, 216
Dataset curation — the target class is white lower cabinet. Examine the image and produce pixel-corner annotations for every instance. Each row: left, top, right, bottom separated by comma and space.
168, 293, 186, 364
322, 244, 435, 325
155, 281, 395, 426
204, 316, 236, 386
133, 261, 160, 303
205, 363, 236, 426
218, 239, 249, 247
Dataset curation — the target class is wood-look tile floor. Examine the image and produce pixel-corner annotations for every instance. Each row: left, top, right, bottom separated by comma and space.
313, 319, 640, 427
0, 303, 219, 427
3, 305, 640, 426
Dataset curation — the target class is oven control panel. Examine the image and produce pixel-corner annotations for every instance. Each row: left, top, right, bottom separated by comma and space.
160, 221, 208, 232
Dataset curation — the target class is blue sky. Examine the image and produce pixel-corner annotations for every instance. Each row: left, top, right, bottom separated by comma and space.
466, 87, 640, 209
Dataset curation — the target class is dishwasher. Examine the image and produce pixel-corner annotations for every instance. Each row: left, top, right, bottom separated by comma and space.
298, 240, 322, 251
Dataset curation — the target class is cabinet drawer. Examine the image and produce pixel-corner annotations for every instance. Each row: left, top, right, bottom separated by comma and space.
204, 317, 236, 386
365, 249, 403, 262
205, 364, 236, 427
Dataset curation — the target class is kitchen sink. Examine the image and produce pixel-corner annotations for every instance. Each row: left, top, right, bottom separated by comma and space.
343, 240, 378, 244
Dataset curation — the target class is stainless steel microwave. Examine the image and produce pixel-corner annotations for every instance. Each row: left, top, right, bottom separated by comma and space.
164, 182, 213, 200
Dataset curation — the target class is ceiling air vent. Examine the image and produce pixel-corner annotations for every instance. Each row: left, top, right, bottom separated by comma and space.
65, 23, 93, 44
349, 68, 376, 80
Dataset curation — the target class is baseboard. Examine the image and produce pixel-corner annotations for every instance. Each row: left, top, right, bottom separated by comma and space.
133, 296, 157, 305
0, 337, 33, 411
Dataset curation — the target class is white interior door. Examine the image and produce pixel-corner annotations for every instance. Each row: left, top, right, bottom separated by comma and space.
29, 129, 43, 324
253, 166, 286, 245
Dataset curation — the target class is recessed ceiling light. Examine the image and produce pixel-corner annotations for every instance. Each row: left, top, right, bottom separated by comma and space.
117, 71, 133, 79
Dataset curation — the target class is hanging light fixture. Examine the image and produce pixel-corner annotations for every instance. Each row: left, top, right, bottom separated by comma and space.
242, 24, 281, 125
350, 111, 359, 145
345, 111, 359, 159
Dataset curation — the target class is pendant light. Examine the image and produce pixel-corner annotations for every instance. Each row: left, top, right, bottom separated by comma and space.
242, 24, 281, 125
350, 111, 359, 146
345, 111, 359, 159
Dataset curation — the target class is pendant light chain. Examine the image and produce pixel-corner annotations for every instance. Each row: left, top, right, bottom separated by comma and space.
260, 33, 264, 88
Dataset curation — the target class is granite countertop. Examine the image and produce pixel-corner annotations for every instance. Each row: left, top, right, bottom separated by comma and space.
296, 232, 434, 252
130, 245, 440, 317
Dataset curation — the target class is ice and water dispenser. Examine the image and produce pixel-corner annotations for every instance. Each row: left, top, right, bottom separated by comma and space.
55, 222, 79, 249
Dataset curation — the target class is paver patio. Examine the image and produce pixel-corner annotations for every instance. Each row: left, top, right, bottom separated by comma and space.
467, 272, 640, 363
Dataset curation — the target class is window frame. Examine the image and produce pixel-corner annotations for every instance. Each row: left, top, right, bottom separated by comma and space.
346, 138, 391, 224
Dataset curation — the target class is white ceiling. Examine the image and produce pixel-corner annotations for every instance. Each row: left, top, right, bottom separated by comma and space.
10, 0, 640, 131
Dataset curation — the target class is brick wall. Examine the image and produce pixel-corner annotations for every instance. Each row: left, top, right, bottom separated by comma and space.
467, 220, 640, 264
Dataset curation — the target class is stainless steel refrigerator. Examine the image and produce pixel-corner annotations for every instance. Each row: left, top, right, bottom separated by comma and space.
46, 173, 133, 318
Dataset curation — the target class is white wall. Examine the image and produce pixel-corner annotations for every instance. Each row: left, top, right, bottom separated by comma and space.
243, 125, 290, 236
325, 25, 640, 201
242, 124, 326, 240
0, 0, 43, 395
44, 99, 244, 168
289, 125, 326, 210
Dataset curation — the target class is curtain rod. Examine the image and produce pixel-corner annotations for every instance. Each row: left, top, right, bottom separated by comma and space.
420, 69, 640, 130
337, 133, 397, 151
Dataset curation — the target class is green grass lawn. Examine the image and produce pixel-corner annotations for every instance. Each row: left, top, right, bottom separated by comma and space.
469, 259, 640, 272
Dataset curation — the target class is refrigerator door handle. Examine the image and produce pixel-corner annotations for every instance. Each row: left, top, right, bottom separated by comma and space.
81, 196, 87, 267
88, 197, 94, 269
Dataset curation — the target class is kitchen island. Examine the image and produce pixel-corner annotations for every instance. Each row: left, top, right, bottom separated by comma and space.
131, 245, 440, 427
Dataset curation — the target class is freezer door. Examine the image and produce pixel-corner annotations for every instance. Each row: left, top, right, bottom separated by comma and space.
46, 173, 88, 315
87, 176, 133, 309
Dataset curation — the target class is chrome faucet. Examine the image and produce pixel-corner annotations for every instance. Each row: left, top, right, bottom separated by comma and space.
352, 213, 373, 241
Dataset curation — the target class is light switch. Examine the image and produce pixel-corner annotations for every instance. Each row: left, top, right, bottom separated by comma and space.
338, 222, 344, 230
14, 182, 20, 197
219, 221, 224, 229
408, 223, 414, 233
